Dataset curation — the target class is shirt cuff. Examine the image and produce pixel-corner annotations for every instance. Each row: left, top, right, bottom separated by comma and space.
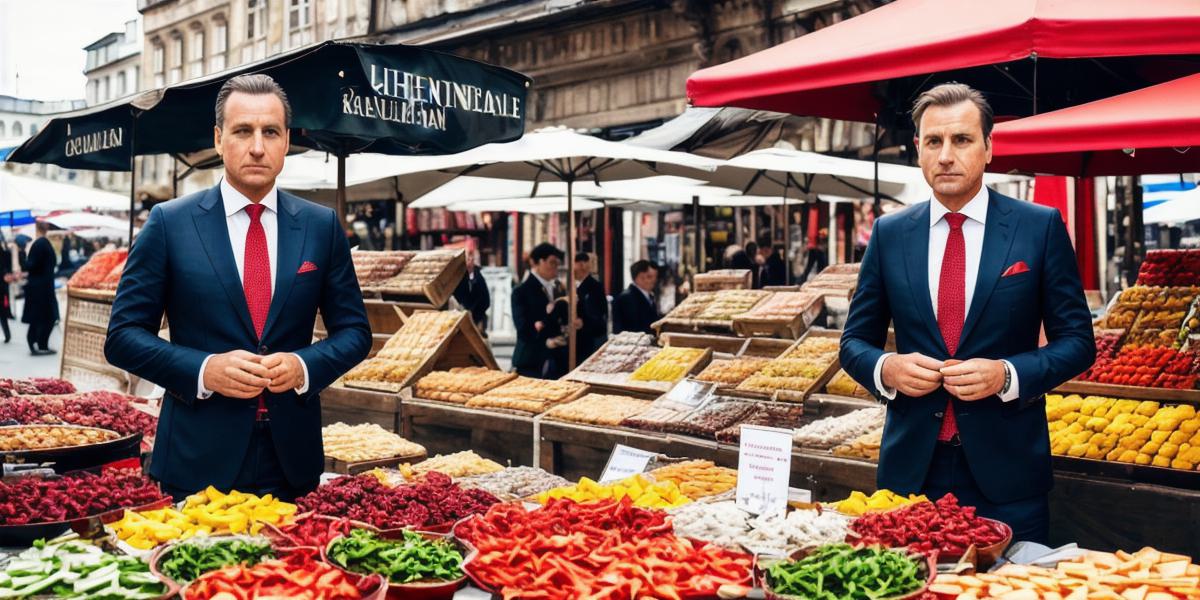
873, 352, 897, 401
294, 353, 310, 394
999, 359, 1020, 402
197, 354, 214, 400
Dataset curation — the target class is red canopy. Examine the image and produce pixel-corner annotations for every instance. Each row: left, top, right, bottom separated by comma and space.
989, 73, 1200, 176
686, 0, 1200, 122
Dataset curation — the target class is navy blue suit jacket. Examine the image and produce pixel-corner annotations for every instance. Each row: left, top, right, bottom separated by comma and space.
105, 185, 371, 491
840, 189, 1095, 504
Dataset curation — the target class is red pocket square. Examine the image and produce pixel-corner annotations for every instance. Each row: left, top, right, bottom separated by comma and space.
1001, 261, 1030, 277
297, 261, 318, 274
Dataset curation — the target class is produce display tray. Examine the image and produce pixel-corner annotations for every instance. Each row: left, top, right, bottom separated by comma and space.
65, 286, 117, 302
658, 332, 748, 356
1051, 455, 1200, 489
2, 426, 143, 473
400, 399, 536, 467
693, 269, 752, 291
731, 295, 825, 340
343, 311, 498, 394
319, 383, 402, 432
738, 337, 795, 358
374, 250, 466, 309
324, 450, 428, 475
721, 329, 843, 403
1056, 380, 1200, 405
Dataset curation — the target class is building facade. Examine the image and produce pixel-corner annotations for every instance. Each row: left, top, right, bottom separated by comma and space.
83, 19, 145, 194
0, 96, 87, 183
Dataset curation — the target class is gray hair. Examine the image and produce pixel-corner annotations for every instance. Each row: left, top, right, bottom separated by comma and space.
214, 73, 292, 129
911, 82, 994, 141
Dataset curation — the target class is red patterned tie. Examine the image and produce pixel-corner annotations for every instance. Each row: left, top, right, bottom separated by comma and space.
937, 212, 967, 442
243, 203, 271, 419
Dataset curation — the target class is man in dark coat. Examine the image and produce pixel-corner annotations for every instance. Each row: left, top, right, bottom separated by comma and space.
452, 250, 491, 335
761, 243, 788, 287
572, 252, 608, 361
22, 221, 59, 355
510, 243, 565, 378
611, 260, 659, 335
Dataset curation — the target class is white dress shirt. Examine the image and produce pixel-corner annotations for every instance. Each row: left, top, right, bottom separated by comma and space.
874, 185, 1019, 402
197, 178, 309, 399
532, 272, 556, 301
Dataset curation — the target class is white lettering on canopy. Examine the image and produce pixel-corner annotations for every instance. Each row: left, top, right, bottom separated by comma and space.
367, 63, 522, 120
64, 127, 123, 157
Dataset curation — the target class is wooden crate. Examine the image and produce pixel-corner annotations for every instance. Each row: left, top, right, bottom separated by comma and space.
804, 394, 879, 419
320, 383, 403, 432
724, 329, 842, 403
343, 311, 498, 393
738, 337, 794, 358
324, 449, 428, 475
377, 251, 466, 309
1055, 380, 1200, 405
606, 346, 713, 395
401, 399, 535, 467
65, 287, 117, 302
535, 419, 688, 480
659, 332, 747, 356
693, 269, 752, 292
732, 295, 825, 340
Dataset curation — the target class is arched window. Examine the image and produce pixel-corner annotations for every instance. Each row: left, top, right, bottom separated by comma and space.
29, 124, 37, 136
0, 121, 6, 137
12, 122, 22, 137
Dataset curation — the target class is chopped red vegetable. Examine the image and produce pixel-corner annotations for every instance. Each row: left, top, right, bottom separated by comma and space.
184, 552, 373, 600
848, 493, 1007, 557
456, 497, 752, 600
273, 514, 359, 548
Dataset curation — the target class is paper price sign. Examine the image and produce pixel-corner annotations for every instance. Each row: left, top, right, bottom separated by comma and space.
599, 444, 656, 483
736, 425, 794, 516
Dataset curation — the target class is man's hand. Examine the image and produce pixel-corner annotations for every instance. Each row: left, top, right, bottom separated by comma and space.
261, 353, 305, 394
881, 353, 945, 397
202, 350, 271, 399
941, 358, 1006, 401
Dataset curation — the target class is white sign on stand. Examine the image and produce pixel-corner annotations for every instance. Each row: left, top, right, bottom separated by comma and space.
599, 444, 657, 483
736, 424, 794, 516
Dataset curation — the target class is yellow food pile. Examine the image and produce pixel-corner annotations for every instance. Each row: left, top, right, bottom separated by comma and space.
630, 347, 706, 382
534, 475, 691, 509
1047, 394, 1200, 470
828, 489, 928, 516
108, 487, 297, 550
647, 460, 737, 499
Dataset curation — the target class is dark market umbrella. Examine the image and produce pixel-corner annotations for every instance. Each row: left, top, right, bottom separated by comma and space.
8, 40, 532, 238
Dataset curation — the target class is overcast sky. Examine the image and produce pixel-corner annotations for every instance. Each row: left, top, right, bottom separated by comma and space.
0, 0, 140, 101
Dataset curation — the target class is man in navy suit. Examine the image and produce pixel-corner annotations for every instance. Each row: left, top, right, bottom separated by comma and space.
840, 83, 1094, 543
612, 260, 659, 335
105, 74, 371, 501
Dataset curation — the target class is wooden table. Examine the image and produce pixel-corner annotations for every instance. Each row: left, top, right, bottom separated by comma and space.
401, 399, 536, 467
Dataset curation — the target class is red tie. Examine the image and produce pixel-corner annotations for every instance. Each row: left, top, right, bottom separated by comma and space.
243, 203, 271, 419
937, 212, 967, 442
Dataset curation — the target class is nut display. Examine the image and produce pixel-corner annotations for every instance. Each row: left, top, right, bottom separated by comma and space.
658, 399, 757, 438
792, 406, 885, 450
351, 250, 414, 289
693, 269, 752, 291
694, 289, 771, 323
397, 450, 505, 480
648, 460, 738, 499
737, 335, 840, 396
662, 292, 717, 320
321, 422, 426, 463
455, 466, 571, 500
412, 367, 517, 403
574, 332, 660, 375
541, 393, 652, 426
375, 250, 460, 295
825, 369, 871, 398
832, 427, 883, 461
715, 403, 805, 444
0, 424, 119, 451
695, 357, 770, 385
629, 347, 707, 382
669, 501, 849, 555
1047, 393, 1200, 470
621, 405, 692, 432
734, 291, 821, 321
465, 377, 587, 413
343, 310, 462, 385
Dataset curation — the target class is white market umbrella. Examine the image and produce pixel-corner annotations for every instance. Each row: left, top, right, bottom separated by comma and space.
278, 151, 461, 206
0, 171, 129, 212
445, 197, 607, 214
45, 211, 131, 231
1143, 187, 1200, 225
409, 175, 736, 208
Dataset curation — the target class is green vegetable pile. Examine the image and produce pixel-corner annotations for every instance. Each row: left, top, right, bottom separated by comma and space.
157, 537, 274, 583
765, 543, 925, 600
0, 538, 166, 599
328, 529, 464, 584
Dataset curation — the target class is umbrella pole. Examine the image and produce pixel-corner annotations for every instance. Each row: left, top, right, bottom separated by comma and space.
567, 178, 577, 371
336, 153, 347, 232
692, 195, 701, 281
782, 175, 790, 285
128, 118, 137, 243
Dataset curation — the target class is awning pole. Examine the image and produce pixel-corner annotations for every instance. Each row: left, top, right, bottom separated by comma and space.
566, 177, 577, 371
782, 175, 790, 284
336, 153, 347, 232
128, 117, 137, 243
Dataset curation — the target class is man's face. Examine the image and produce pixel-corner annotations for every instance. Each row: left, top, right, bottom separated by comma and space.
533, 255, 560, 281
572, 260, 590, 281
634, 268, 657, 293
916, 101, 992, 203
214, 91, 289, 197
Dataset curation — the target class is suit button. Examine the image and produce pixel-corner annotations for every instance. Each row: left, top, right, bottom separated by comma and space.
259, 345, 268, 354
934, 411, 944, 418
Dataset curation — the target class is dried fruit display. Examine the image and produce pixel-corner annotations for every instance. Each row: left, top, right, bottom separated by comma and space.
693, 289, 771, 324
737, 335, 840, 395
849, 493, 1007, 558
792, 406, 885, 450
0, 424, 119, 451
629, 347, 707, 382
670, 502, 849, 555
67, 248, 128, 290
352, 250, 414, 289
412, 367, 516, 403
801, 264, 860, 298
0, 467, 164, 525
0, 390, 156, 439
573, 332, 659, 375
658, 399, 757, 438
647, 460, 738, 498
714, 403, 805, 444
343, 311, 462, 386
734, 291, 821, 321
662, 292, 717, 321
832, 427, 883, 461
296, 472, 497, 530
621, 405, 692, 432
1047, 393, 1200, 470
827, 489, 928, 516
321, 422, 426, 463
541, 393, 652, 426
1078, 345, 1198, 389
397, 450, 505, 480
534, 474, 692, 509
465, 377, 587, 413
695, 357, 770, 385
1137, 248, 1200, 286
1101, 285, 1199, 347
0, 378, 76, 397
693, 269, 752, 291
455, 467, 570, 500
825, 369, 871, 398
375, 250, 459, 295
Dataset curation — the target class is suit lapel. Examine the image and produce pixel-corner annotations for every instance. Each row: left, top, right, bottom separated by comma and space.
192, 186, 256, 340
261, 192, 307, 343
902, 202, 948, 356
959, 190, 1018, 348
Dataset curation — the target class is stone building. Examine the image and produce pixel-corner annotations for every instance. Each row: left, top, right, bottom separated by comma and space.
83, 19, 145, 193
0, 96, 87, 183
